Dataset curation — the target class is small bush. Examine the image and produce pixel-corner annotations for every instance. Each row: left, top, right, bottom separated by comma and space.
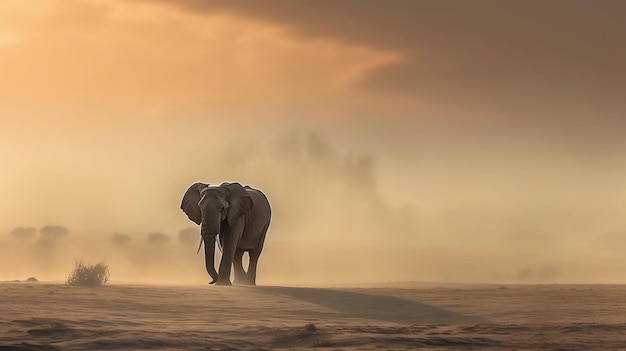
67, 260, 110, 287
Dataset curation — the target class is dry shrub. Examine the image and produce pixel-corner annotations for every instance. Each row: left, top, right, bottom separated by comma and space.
67, 260, 110, 286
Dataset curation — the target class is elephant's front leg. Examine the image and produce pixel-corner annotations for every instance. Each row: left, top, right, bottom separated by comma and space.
216, 218, 244, 285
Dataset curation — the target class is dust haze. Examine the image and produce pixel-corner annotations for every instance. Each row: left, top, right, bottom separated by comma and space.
1, 131, 415, 285
1, 0, 626, 285
1, 131, 625, 285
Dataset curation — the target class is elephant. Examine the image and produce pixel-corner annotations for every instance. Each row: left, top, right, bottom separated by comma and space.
181, 182, 271, 286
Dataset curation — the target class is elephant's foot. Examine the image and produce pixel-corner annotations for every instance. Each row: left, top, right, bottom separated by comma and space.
234, 275, 256, 286
214, 279, 232, 286
234, 279, 255, 286
233, 272, 247, 285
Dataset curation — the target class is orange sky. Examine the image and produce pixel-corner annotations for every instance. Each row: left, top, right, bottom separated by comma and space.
1, 0, 625, 284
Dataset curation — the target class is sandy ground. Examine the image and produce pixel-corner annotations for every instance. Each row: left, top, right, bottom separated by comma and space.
1, 283, 626, 350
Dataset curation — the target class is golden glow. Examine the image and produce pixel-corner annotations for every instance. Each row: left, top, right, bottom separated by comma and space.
1, 0, 625, 285
0, 0, 400, 121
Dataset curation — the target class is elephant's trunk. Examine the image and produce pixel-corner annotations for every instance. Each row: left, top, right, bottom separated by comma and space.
201, 216, 220, 284
203, 236, 219, 284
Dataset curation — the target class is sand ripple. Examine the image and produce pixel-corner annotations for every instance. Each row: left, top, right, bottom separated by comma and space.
2, 283, 626, 350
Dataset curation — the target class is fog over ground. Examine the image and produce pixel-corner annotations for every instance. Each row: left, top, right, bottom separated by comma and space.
1, 131, 625, 285
1, 0, 625, 285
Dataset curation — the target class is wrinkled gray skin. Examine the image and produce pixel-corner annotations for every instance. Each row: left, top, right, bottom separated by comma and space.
181, 182, 271, 286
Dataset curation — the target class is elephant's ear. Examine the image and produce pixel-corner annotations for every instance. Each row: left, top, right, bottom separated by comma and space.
222, 182, 253, 227
181, 182, 208, 225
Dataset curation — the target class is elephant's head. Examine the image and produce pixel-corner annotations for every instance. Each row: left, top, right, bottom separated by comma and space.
180, 182, 252, 283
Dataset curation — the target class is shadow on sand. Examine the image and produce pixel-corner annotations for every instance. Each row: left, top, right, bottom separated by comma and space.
255, 286, 485, 325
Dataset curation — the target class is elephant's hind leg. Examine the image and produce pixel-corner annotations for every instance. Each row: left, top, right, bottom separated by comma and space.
233, 248, 247, 285
245, 249, 261, 286
245, 228, 268, 286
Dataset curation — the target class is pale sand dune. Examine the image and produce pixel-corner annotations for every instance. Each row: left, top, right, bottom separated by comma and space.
1, 283, 626, 350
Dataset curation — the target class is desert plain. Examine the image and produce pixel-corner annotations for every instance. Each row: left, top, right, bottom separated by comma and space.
2, 282, 626, 350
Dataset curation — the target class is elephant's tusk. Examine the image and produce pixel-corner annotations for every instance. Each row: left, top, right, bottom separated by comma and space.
196, 237, 203, 255
216, 233, 223, 254
197, 236, 222, 254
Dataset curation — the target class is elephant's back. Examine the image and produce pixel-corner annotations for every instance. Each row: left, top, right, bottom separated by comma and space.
248, 188, 271, 218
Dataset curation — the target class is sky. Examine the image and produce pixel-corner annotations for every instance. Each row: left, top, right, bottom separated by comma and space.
1, 0, 625, 284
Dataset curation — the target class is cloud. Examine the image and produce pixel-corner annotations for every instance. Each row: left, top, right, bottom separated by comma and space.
0, 0, 397, 121
149, 0, 626, 123
9, 226, 37, 240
